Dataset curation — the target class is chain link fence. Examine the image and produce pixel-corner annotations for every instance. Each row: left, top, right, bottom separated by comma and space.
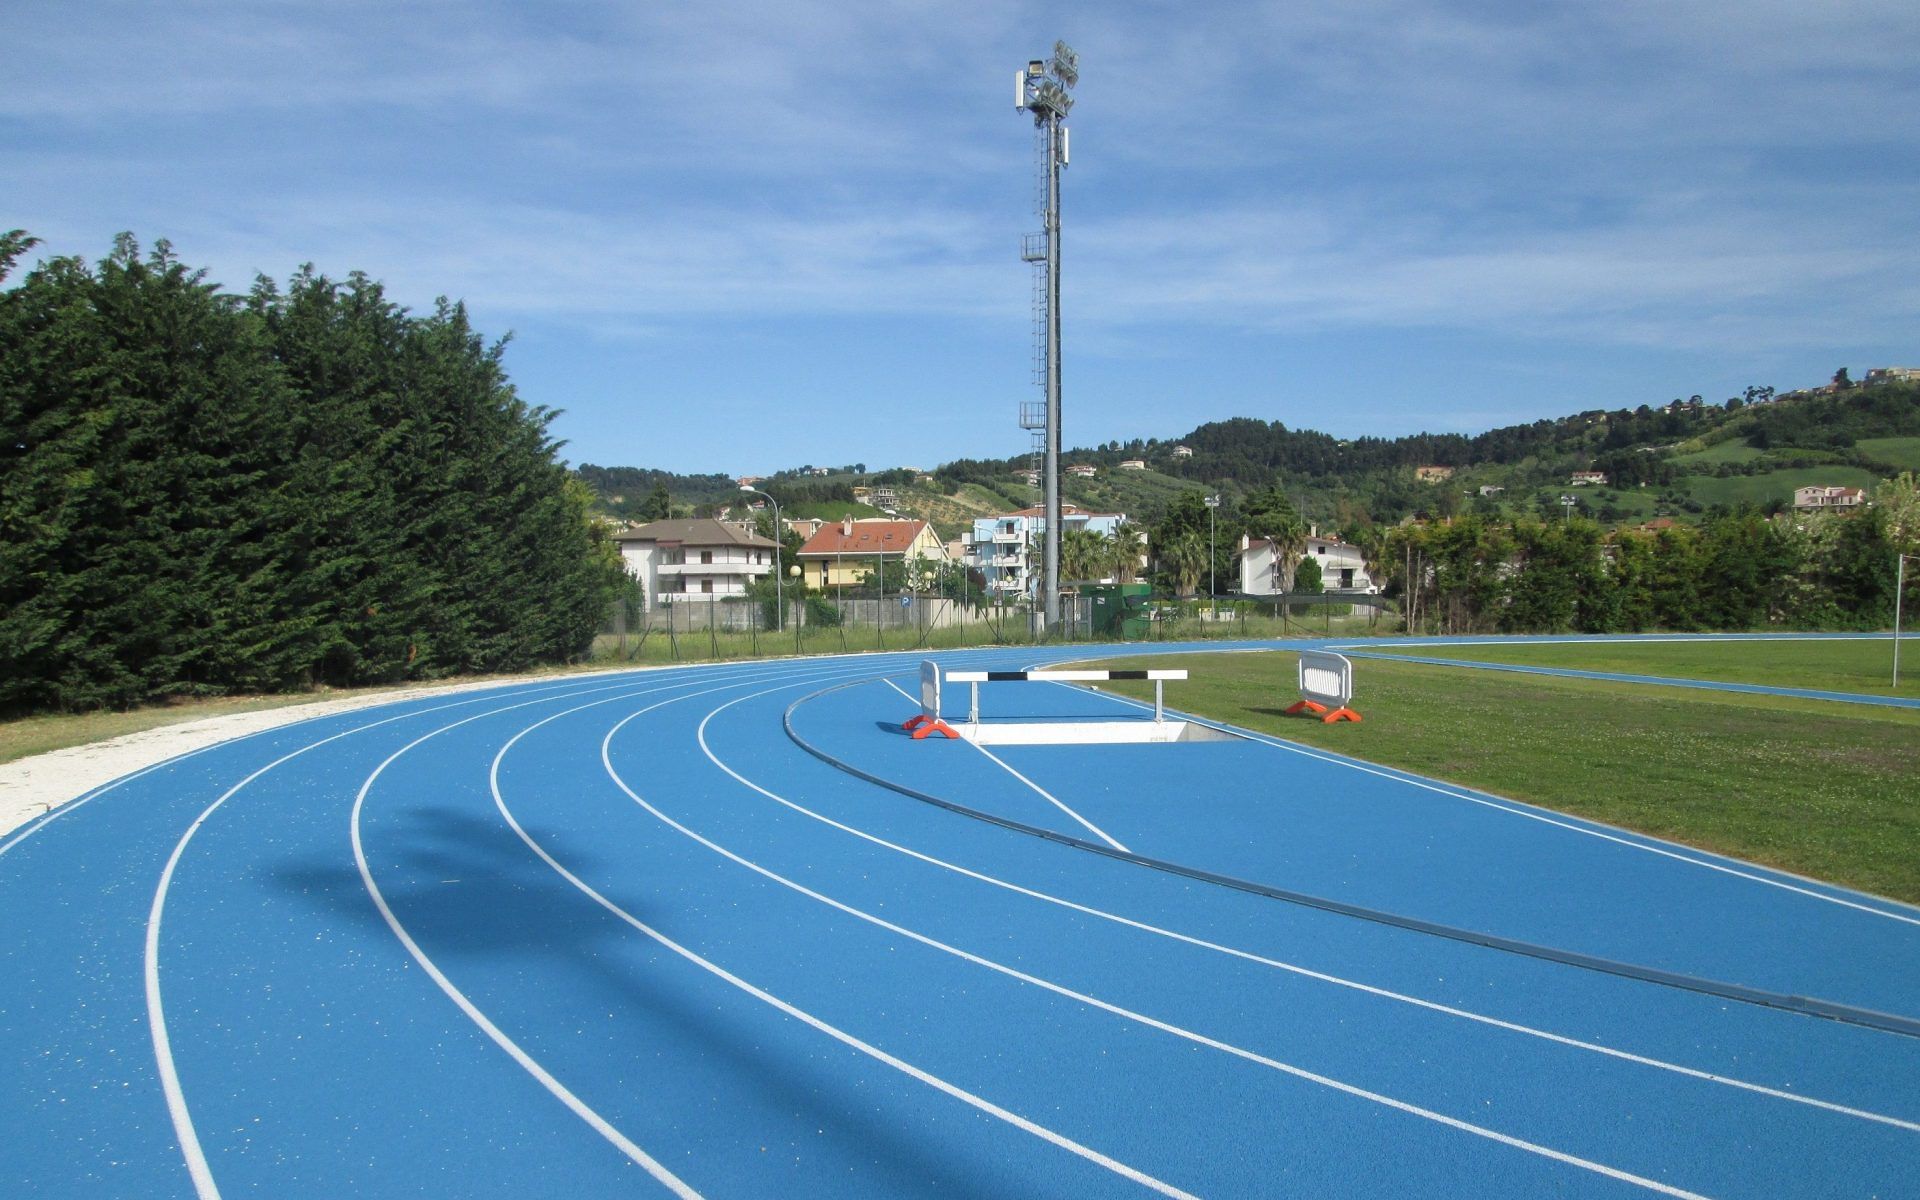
591, 589, 1401, 665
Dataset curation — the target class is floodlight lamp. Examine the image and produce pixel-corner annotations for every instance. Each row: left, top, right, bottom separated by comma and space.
1027, 60, 1046, 77
1031, 80, 1073, 117
1051, 41, 1079, 88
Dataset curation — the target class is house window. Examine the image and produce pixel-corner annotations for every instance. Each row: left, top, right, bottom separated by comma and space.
700, 580, 713, 594
700, 550, 713, 564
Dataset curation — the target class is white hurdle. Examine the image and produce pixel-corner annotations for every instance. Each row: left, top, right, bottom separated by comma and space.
944, 666, 1189, 723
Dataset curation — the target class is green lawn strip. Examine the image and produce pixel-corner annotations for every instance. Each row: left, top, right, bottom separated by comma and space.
1680, 466, 1885, 508
1857, 436, 1920, 472
1085, 651, 1920, 904
1672, 439, 1764, 466
1362, 638, 1919, 698
0, 665, 612, 766
1, 690, 389, 765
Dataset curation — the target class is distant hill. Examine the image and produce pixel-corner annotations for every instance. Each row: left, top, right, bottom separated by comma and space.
577, 381, 1920, 534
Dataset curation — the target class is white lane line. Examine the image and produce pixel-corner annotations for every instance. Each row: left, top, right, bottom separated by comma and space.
352, 692, 726, 1200
703, 687, 1920, 1133
481, 685, 1201, 1200
609, 692, 1715, 1198
143, 673, 642, 1200
1069, 681, 1920, 928
878, 677, 1131, 852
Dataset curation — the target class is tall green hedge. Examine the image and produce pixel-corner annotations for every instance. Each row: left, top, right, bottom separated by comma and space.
0, 231, 629, 714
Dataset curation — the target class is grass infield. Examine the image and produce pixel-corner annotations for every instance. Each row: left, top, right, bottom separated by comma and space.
1363, 636, 1920, 698
1089, 649, 1920, 904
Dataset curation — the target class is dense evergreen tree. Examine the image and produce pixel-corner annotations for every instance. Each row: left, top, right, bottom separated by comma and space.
0, 234, 629, 714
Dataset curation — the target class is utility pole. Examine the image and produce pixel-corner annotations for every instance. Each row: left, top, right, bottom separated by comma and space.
1016, 41, 1077, 635
1205, 494, 1221, 615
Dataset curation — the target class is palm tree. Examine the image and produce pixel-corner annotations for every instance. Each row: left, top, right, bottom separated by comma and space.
1104, 521, 1143, 583
1060, 527, 1108, 583
1159, 529, 1207, 596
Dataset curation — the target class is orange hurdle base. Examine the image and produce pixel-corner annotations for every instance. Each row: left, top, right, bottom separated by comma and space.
1285, 700, 1361, 724
902, 714, 960, 740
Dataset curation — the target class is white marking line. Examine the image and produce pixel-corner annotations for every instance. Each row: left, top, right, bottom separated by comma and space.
142, 675, 733, 1198
348, 683, 769, 1200
1071, 682, 1920, 928
706, 685, 1920, 1133
142, 673, 638, 1200
879, 677, 1131, 852
628, 689, 1717, 1197
482, 683, 1199, 1200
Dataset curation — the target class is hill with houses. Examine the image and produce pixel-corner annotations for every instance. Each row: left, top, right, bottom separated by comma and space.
578, 371, 1920, 541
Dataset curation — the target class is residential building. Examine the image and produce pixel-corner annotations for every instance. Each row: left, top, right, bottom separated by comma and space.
783, 516, 825, 540
1478, 485, 1505, 497
614, 518, 779, 610
1169, 444, 1194, 459
1117, 459, 1147, 471
735, 475, 764, 488
965, 505, 1136, 599
1239, 533, 1376, 595
1865, 367, 1920, 387
1570, 471, 1608, 486
1013, 468, 1040, 486
1793, 485, 1866, 512
1415, 466, 1454, 483
871, 485, 899, 510
1066, 464, 1098, 478
796, 517, 949, 589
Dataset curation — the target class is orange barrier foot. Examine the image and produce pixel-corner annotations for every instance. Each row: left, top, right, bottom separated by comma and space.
1321, 707, 1362, 724
909, 718, 959, 740
1284, 700, 1329, 716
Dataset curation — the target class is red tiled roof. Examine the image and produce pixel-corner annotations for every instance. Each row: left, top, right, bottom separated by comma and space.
797, 520, 928, 557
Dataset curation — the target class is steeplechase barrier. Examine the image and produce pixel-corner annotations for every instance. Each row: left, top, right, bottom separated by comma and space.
902, 660, 1231, 744
1285, 650, 1361, 723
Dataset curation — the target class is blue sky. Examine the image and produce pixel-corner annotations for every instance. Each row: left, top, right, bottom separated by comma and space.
6, 1, 1917, 474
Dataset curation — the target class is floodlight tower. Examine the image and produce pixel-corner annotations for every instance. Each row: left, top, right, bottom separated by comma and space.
1016, 41, 1077, 633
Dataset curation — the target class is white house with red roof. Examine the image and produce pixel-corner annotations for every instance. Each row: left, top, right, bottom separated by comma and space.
1240, 532, 1376, 595
1793, 485, 1866, 512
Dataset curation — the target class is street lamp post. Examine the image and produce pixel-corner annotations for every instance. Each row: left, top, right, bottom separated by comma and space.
1204, 494, 1221, 615
1896, 553, 1917, 687
738, 486, 784, 631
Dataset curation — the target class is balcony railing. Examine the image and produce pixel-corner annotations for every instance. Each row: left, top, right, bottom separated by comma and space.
656, 562, 770, 577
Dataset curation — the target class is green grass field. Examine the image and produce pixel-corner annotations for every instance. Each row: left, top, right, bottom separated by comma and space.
1679, 466, 1884, 508
1671, 439, 1764, 465
1089, 649, 1920, 903
1366, 636, 1920, 698
1856, 436, 1920, 472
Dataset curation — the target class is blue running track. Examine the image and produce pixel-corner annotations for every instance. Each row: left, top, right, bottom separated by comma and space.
3, 640, 1917, 1198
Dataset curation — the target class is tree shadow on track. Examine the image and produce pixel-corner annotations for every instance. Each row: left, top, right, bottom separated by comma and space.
271, 805, 1018, 1198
